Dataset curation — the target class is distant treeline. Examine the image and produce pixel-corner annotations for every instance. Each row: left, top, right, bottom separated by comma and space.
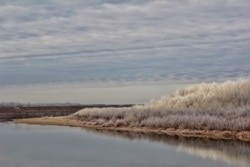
0, 103, 133, 122
0, 102, 133, 107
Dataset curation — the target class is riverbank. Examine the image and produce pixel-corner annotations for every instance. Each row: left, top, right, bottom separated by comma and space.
15, 116, 250, 142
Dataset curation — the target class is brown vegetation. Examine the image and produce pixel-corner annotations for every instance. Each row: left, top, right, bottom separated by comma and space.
0, 104, 132, 122
15, 116, 250, 142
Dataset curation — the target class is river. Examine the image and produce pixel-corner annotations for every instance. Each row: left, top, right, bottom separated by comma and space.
0, 123, 249, 167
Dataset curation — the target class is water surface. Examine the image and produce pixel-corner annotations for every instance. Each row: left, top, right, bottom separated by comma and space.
0, 123, 249, 167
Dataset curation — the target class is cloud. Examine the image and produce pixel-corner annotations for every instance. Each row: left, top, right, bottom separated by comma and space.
0, 0, 250, 87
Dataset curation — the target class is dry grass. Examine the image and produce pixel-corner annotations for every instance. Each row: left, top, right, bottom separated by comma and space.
15, 116, 250, 141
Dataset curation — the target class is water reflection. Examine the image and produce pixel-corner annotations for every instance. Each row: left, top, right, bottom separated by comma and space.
84, 128, 250, 167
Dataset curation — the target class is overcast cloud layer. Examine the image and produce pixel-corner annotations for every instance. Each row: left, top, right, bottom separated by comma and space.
0, 0, 250, 87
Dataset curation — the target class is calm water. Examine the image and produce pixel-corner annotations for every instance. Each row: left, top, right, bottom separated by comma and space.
0, 123, 249, 167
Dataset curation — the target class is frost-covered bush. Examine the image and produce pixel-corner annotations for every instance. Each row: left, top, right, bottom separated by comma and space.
73, 79, 250, 131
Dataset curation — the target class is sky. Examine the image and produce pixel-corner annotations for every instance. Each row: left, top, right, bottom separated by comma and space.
0, 0, 249, 104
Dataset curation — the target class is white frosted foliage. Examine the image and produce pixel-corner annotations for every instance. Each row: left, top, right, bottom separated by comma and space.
74, 79, 250, 130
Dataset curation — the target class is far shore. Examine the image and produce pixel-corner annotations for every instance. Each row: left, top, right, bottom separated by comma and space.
0, 104, 133, 122
14, 116, 250, 142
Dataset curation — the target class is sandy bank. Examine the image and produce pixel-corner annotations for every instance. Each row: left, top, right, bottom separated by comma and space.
14, 116, 250, 142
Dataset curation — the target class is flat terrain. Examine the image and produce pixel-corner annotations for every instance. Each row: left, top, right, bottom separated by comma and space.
0, 104, 133, 122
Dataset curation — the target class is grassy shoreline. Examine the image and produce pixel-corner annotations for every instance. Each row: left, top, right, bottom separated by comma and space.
14, 116, 250, 142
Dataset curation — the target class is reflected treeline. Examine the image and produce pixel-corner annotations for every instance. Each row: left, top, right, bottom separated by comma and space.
84, 128, 250, 167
